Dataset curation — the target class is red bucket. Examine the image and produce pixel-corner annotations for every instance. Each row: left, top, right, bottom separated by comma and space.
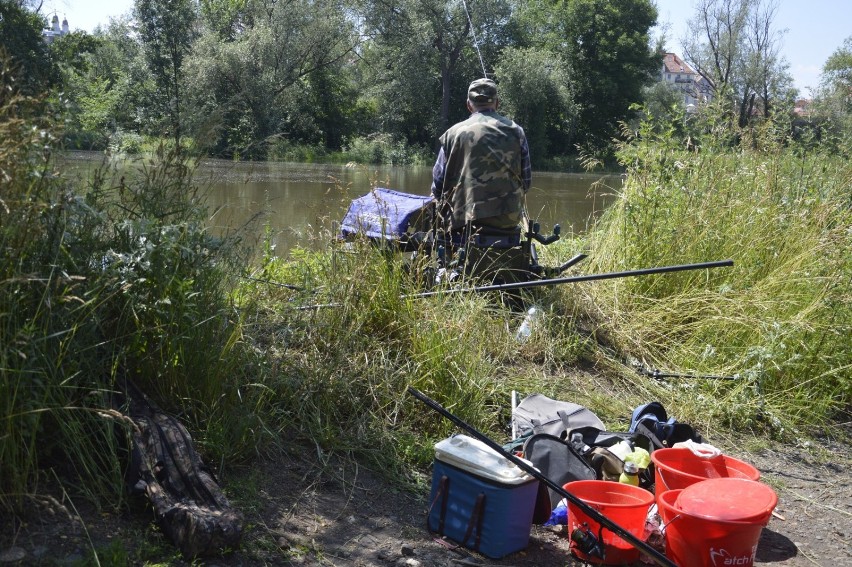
679, 478, 777, 523
657, 483, 774, 567
651, 448, 760, 500
656, 489, 683, 526
564, 480, 654, 565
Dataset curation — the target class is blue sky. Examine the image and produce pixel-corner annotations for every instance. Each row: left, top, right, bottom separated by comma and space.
46, 0, 849, 96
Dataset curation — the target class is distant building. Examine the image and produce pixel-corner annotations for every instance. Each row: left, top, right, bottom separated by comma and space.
793, 99, 813, 117
43, 14, 70, 44
661, 53, 713, 111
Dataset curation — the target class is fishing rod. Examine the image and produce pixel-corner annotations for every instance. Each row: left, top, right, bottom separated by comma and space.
292, 258, 732, 310
240, 274, 304, 291
404, 259, 734, 299
460, 0, 488, 78
408, 387, 677, 567
637, 366, 739, 381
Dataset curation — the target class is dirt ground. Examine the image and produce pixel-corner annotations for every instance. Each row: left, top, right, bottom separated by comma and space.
2, 419, 849, 567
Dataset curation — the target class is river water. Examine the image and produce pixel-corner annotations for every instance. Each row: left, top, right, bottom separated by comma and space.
64, 152, 621, 256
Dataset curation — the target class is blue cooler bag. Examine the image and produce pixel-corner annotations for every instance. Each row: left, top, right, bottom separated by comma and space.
428, 435, 538, 559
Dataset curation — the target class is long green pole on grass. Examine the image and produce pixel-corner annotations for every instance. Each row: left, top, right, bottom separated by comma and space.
296, 259, 734, 310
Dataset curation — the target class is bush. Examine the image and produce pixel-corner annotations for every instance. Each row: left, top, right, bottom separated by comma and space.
267, 138, 330, 163
0, 71, 258, 513
343, 133, 430, 165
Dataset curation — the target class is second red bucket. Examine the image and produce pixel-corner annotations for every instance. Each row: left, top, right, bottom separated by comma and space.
678, 477, 777, 523
651, 448, 760, 499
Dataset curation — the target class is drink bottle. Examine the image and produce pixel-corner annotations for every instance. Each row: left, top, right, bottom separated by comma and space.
619, 461, 640, 486
515, 306, 540, 342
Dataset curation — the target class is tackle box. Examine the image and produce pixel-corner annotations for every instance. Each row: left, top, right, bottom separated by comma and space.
428, 434, 538, 558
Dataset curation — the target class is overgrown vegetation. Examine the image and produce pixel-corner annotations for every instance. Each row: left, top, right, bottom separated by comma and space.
1, 52, 850, 567
573, 113, 851, 437
0, 74, 260, 513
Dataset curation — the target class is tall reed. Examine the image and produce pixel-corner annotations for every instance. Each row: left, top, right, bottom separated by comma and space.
576, 117, 851, 433
0, 74, 126, 509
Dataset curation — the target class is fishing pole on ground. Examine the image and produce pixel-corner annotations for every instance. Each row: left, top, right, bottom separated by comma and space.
408, 387, 677, 567
402, 259, 734, 299
291, 259, 733, 310
239, 274, 305, 291
636, 366, 739, 381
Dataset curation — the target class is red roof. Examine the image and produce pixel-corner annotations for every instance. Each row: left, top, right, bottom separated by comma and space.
663, 53, 696, 75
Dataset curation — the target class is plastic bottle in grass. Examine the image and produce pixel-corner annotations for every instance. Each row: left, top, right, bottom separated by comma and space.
515, 306, 541, 342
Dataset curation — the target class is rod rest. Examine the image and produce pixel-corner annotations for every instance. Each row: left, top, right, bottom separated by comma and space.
527, 221, 561, 245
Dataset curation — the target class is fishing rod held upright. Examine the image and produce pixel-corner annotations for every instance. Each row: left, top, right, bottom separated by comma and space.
404, 259, 734, 299
408, 387, 677, 567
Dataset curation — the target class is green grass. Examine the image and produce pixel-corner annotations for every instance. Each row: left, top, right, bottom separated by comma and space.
570, 118, 851, 437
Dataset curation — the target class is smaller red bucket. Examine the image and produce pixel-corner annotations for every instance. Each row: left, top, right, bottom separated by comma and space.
656, 489, 683, 526
657, 483, 774, 567
564, 480, 654, 565
679, 478, 777, 523
651, 448, 760, 499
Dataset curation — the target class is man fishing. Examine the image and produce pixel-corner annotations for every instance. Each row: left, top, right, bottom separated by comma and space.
431, 78, 531, 235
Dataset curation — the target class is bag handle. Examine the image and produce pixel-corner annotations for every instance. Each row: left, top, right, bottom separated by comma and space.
557, 410, 572, 434
635, 421, 666, 450
427, 475, 450, 534
463, 493, 486, 551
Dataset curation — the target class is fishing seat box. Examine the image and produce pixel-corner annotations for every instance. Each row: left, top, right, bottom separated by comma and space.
428, 435, 539, 559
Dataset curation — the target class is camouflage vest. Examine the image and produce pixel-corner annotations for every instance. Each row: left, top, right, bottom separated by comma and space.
438, 110, 526, 230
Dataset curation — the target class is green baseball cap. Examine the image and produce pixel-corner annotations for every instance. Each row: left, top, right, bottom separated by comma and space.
468, 78, 497, 103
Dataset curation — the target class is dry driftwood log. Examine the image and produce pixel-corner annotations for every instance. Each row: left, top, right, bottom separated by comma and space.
125, 384, 243, 559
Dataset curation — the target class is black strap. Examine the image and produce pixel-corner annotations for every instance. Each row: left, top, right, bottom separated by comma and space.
427, 475, 450, 534
636, 421, 666, 450
427, 476, 485, 552
463, 493, 486, 551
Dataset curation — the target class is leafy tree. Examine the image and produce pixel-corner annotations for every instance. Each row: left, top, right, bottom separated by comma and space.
182, 0, 358, 158
812, 36, 852, 148
198, 0, 248, 40
495, 46, 578, 161
301, 66, 359, 150
511, 0, 658, 151
681, 0, 793, 128
355, 40, 443, 149
58, 18, 156, 149
357, 0, 512, 146
48, 31, 100, 75
135, 0, 198, 147
565, 0, 658, 149
823, 36, 852, 91
741, 0, 792, 120
0, 0, 57, 95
